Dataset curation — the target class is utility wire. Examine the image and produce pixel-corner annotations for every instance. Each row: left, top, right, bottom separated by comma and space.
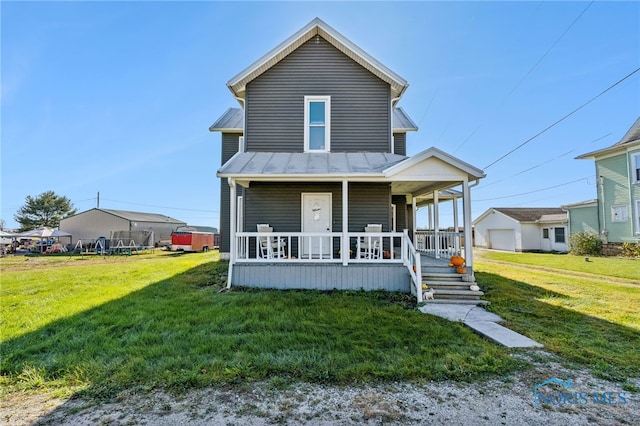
101, 198, 219, 213
454, 1, 594, 154
474, 177, 589, 201
477, 132, 612, 189
483, 67, 640, 170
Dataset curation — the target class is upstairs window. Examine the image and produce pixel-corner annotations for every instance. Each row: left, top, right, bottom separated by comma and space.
304, 96, 330, 152
634, 154, 640, 183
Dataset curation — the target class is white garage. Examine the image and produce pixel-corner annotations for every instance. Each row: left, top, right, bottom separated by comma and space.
487, 229, 516, 251
474, 207, 568, 252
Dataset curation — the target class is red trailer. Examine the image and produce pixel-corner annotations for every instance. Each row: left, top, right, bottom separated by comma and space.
171, 231, 214, 252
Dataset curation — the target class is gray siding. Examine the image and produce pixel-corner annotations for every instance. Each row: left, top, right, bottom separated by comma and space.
392, 195, 408, 231
220, 132, 242, 253
246, 36, 391, 153
393, 133, 406, 156
348, 183, 391, 232
233, 263, 410, 292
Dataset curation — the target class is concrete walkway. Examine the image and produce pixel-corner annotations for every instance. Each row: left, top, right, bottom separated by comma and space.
419, 304, 543, 348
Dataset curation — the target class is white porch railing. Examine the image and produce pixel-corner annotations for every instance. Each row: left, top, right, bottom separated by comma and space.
403, 230, 422, 303
414, 230, 462, 259
234, 231, 407, 264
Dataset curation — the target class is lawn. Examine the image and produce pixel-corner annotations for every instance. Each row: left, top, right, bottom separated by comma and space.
475, 249, 640, 386
1, 251, 515, 399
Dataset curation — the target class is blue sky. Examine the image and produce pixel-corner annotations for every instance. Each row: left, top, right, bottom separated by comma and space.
2, 1, 639, 230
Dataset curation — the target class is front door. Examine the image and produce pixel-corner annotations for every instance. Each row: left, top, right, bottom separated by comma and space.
302, 193, 332, 258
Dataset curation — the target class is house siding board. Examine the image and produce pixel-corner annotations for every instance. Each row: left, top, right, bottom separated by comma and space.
348, 183, 390, 232
220, 133, 242, 253
597, 155, 631, 242
568, 205, 599, 236
392, 195, 408, 231
233, 264, 409, 292
246, 37, 390, 153
393, 133, 406, 156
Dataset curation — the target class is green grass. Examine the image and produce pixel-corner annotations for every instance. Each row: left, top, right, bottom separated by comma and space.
475, 250, 640, 384
476, 249, 639, 281
0, 251, 516, 399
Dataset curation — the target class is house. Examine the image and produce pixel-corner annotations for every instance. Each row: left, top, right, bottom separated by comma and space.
566, 116, 640, 254
473, 208, 568, 252
210, 18, 486, 302
59, 208, 186, 246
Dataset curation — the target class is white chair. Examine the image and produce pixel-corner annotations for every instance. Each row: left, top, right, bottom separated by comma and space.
257, 224, 286, 259
358, 224, 382, 259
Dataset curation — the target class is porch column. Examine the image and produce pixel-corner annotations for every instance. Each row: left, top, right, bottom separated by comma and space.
342, 180, 349, 266
227, 178, 236, 288
412, 196, 417, 243
453, 197, 459, 254
433, 190, 440, 258
462, 178, 473, 269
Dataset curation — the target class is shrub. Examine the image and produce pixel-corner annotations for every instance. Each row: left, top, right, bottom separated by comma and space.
620, 242, 640, 258
569, 232, 602, 256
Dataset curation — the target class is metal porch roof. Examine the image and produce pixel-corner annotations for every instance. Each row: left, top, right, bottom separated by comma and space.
217, 152, 407, 178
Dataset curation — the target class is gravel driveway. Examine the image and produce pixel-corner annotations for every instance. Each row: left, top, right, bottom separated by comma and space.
2, 352, 637, 425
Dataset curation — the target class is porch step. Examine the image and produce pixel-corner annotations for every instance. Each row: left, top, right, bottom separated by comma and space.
429, 289, 484, 299
423, 298, 490, 305
425, 281, 475, 291
422, 272, 464, 280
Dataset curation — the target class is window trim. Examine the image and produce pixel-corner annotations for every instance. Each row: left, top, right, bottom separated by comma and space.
554, 227, 566, 244
611, 205, 629, 223
542, 228, 549, 239
304, 96, 331, 152
633, 153, 640, 183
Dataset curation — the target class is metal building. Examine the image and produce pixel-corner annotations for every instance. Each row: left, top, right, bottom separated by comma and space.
60, 208, 186, 246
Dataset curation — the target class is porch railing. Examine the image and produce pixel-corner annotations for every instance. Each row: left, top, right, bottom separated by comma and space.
234, 231, 406, 264
414, 230, 462, 259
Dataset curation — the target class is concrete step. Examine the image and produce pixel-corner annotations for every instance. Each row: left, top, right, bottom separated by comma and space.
422, 298, 490, 305
424, 280, 472, 287
432, 289, 484, 298
422, 272, 465, 280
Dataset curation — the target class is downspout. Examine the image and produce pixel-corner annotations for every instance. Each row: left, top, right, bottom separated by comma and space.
598, 175, 608, 243
390, 96, 401, 154
625, 150, 635, 236
227, 178, 237, 289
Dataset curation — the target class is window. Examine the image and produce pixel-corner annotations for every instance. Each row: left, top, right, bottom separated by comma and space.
611, 205, 629, 222
304, 96, 330, 152
554, 227, 565, 244
238, 136, 245, 153
542, 228, 549, 239
634, 154, 640, 183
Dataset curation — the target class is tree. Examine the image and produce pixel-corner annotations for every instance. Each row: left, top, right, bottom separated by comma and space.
14, 191, 77, 232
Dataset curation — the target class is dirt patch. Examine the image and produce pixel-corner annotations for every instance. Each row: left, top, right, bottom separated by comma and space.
2, 352, 637, 426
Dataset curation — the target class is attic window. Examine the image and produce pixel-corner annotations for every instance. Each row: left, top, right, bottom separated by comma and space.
304, 96, 331, 152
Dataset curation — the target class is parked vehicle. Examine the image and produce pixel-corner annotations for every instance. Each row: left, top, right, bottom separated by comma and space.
170, 231, 214, 252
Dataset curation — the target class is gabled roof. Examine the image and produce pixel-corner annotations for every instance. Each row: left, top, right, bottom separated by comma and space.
209, 107, 417, 133
576, 116, 640, 159
67, 208, 186, 224
383, 146, 485, 180
489, 207, 566, 223
227, 17, 409, 101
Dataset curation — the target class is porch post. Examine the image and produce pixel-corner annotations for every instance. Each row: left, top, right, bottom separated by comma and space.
342, 180, 349, 266
433, 190, 440, 258
412, 196, 417, 243
227, 178, 236, 288
462, 178, 473, 269
453, 196, 459, 254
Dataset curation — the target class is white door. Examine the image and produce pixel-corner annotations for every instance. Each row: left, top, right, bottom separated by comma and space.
302, 193, 332, 258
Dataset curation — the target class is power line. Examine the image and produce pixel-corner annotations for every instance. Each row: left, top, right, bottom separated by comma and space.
476, 132, 612, 189
483, 67, 640, 169
101, 198, 219, 213
453, 0, 589, 154
474, 177, 589, 201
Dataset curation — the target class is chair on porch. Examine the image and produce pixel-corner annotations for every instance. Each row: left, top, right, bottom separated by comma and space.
257, 224, 287, 259
358, 224, 382, 259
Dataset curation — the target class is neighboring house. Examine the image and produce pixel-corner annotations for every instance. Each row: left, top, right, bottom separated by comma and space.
60, 208, 186, 246
210, 18, 486, 302
473, 208, 568, 252
566, 116, 640, 252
